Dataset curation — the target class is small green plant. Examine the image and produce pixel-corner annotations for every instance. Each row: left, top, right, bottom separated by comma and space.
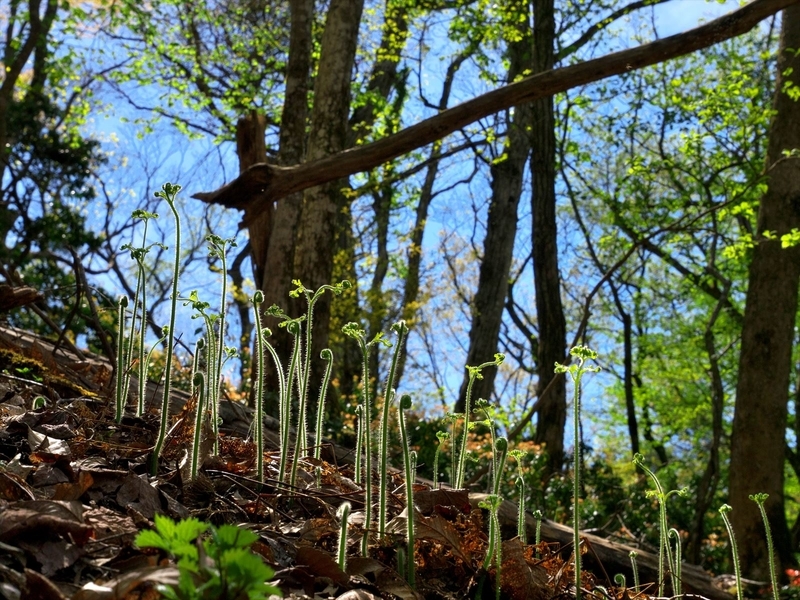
190, 371, 206, 480
252, 291, 267, 481
398, 393, 416, 588
533, 509, 543, 558
378, 320, 408, 540
555, 345, 600, 600
750, 493, 780, 600
336, 501, 351, 572
205, 234, 235, 445
509, 449, 528, 544
135, 514, 281, 599
720, 504, 743, 600
454, 354, 504, 489
433, 430, 450, 488
114, 295, 129, 423
314, 348, 335, 461
479, 493, 503, 600
629, 550, 640, 593
669, 528, 682, 595
342, 321, 383, 554
633, 453, 688, 596
151, 182, 183, 476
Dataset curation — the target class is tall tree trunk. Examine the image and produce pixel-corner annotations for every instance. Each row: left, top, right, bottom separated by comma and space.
292, 0, 365, 401
729, 4, 800, 579
258, 0, 313, 416
530, 0, 567, 475
454, 3, 532, 414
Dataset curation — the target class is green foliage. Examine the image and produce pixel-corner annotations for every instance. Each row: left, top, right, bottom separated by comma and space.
135, 514, 281, 600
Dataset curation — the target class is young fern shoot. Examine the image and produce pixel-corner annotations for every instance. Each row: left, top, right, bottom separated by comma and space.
114, 295, 129, 423
314, 348, 334, 461
151, 183, 182, 476
342, 321, 386, 556
190, 372, 206, 480
454, 354, 504, 489
555, 345, 600, 600
750, 493, 780, 600
719, 504, 744, 600
398, 394, 416, 588
378, 320, 408, 540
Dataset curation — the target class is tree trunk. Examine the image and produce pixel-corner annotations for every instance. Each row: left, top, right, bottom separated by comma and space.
454, 4, 532, 414
291, 0, 365, 401
729, 3, 800, 579
258, 0, 313, 416
530, 0, 567, 475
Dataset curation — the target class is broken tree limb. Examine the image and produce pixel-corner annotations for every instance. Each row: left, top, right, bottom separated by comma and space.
194, 0, 797, 221
470, 492, 733, 600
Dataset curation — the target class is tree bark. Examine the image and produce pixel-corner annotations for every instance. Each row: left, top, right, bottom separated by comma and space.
454, 3, 532, 414
530, 0, 567, 475
729, 4, 800, 579
291, 0, 365, 401
258, 0, 313, 416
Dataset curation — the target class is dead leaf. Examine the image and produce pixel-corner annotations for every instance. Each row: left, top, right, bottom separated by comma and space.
499, 538, 551, 600
387, 509, 472, 565
0, 470, 35, 501
295, 546, 350, 586
72, 565, 181, 600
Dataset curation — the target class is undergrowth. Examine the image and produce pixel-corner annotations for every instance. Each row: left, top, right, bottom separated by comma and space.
116, 183, 785, 599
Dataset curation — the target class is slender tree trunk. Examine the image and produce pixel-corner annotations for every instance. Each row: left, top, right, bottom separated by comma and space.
453, 0, 532, 415
729, 4, 800, 579
530, 0, 567, 474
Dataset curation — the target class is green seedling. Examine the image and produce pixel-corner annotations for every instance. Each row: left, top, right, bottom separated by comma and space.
479, 494, 503, 600
314, 348, 334, 461
669, 528, 682, 595
533, 509, 543, 558
337, 501, 351, 572
509, 449, 528, 544
151, 182, 182, 476
190, 371, 205, 480
447, 412, 463, 484
492, 437, 508, 497
205, 234, 235, 444
125, 208, 158, 417
135, 514, 281, 600
287, 280, 349, 489
191, 337, 205, 397
750, 493, 779, 600
378, 320, 408, 540
433, 431, 450, 488
555, 345, 600, 600
115, 295, 129, 423
32, 396, 46, 410
252, 291, 266, 481
629, 551, 640, 593
398, 393, 416, 587
342, 321, 387, 552
454, 354, 504, 489
719, 504, 743, 600
633, 453, 688, 596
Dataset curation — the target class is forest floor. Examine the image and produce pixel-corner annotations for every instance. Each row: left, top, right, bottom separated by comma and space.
0, 325, 738, 600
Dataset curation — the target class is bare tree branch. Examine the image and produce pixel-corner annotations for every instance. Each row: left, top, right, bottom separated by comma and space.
194, 0, 797, 220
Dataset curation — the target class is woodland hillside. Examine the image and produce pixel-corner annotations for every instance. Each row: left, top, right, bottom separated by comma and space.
2, 0, 800, 598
